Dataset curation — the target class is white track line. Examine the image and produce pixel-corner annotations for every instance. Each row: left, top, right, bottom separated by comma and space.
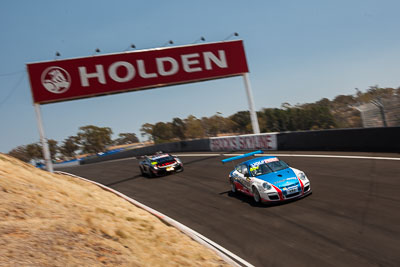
56, 152, 398, 264
55, 171, 254, 267
86, 153, 400, 166
174, 153, 400, 161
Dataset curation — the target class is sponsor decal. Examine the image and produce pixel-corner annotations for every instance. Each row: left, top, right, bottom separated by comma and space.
264, 158, 279, 164
210, 133, 277, 151
250, 157, 279, 167
151, 154, 170, 160
273, 177, 297, 185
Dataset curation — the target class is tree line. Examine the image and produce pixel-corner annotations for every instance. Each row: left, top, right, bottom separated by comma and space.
139, 107, 336, 143
8, 125, 139, 163
8, 86, 399, 162
140, 86, 399, 143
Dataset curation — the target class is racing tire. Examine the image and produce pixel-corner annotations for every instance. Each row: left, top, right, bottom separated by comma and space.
139, 166, 145, 176
148, 170, 155, 178
230, 178, 237, 193
252, 186, 261, 204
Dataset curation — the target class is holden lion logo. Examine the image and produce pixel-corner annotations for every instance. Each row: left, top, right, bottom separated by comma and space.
41, 66, 71, 94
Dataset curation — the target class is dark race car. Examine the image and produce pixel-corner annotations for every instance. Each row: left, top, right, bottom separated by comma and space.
139, 153, 184, 177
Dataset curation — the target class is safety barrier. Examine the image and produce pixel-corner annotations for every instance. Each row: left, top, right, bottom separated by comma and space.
78, 127, 399, 165
277, 127, 400, 152
80, 139, 210, 164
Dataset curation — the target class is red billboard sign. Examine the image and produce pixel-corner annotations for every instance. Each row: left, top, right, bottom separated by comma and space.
27, 40, 249, 104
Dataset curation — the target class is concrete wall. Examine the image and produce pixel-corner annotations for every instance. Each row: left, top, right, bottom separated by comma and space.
80, 139, 210, 164
80, 127, 400, 164
277, 127, 400, 152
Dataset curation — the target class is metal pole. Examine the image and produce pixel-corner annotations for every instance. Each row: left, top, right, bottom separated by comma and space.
371, 98, 388, 127
34, 104, 53, 172
353, 106, 366, 127
359, 108, 367, 128
378, 97, 388, 127
242, 73, 260, 134
379, 105, 388, 127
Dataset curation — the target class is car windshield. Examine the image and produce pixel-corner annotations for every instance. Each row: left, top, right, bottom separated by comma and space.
268, 160, 289, 172
154, 156, 175, 164
250, 160, 289, 176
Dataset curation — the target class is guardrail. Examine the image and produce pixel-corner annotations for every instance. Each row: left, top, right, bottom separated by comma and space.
80, 139, 210, 164
78, 127, 400, 165
277, 127, 400, 152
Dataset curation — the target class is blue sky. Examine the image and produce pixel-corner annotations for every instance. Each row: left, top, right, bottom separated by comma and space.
1, 0, 399, 153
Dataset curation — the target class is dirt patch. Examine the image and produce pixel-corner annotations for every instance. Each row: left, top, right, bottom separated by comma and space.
0, 153, 230, 266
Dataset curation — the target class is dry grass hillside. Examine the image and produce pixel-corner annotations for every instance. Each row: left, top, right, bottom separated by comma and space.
0, 153, 229, 267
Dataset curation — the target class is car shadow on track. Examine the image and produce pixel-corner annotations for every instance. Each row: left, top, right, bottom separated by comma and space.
141, 170, 185, 179
220, 190, 312, 208
105, 174, 142, 186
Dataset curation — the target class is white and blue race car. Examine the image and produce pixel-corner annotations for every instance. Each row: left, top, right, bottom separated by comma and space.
223, 151, 311, 203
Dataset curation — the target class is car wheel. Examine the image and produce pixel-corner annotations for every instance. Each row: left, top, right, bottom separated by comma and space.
230, 178, 237, 193
139, 166, 144, 176
148, 169, 155, 178
252, 186, 261, 203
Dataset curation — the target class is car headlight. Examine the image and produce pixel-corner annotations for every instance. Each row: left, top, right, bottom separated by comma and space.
263, 182, 271, 190
298, 172, 307, 181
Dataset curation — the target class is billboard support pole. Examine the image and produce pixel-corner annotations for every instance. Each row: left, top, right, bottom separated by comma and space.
34, 103, 53, 172
242, 73, 260, 134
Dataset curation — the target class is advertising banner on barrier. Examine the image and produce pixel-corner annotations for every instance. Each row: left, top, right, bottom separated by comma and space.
210, 133, 277, 151
27, 40, 249, 104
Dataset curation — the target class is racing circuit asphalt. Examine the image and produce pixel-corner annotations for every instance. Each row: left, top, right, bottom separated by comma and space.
58, 152, 400, 267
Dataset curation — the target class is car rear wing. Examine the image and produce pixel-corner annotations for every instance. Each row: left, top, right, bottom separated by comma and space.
221, 150, 264, 164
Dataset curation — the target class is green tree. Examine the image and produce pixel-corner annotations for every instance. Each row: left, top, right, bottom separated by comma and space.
261, 108, 279, 132
47, 139, 59, 160
229, 111, 251, 134
113, 133, 139, 145
77, 125, 113, 154
152, 122, 174, 143
59, 136, 80, 158
184, 115, 205, 139
26, 143, 42, 161
25, 140, 59, 161
202, 113, 233, 136
140, 123, 154, 141
358, 86, 395, 103
201, 116, 219, 136
171, 118, 186, 140
8, 145, 30, 162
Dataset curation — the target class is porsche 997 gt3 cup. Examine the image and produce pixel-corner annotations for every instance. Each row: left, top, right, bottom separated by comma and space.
139, 153, 183, 177
223, 151, 311, 203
